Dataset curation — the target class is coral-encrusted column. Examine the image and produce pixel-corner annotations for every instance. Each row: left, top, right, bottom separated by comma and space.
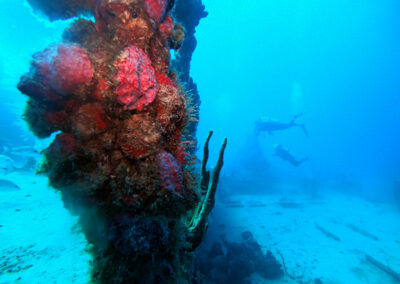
17, 0, 226, 283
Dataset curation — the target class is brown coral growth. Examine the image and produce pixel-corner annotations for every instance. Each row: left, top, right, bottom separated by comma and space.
18, 0, 223, 283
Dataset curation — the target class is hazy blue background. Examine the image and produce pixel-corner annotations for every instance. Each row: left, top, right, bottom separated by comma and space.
0, 1, 69, 147
193, 0, 400, 199
1, 0, 400, 200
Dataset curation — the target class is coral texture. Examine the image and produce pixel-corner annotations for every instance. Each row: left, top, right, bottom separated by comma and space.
50, 43, 94, 94
108, 215, 169, 256
17, 0, 223, 283
158, 150, 184, 198
143, 0, 168, 22
114, 45, 158, 111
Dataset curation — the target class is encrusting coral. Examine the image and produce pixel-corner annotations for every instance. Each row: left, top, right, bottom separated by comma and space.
18, 0, 226, 283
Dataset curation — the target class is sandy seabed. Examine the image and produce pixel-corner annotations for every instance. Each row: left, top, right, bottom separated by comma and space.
1, 171, 400, 284
212, 191, 400, 284
0, 172, 91, 284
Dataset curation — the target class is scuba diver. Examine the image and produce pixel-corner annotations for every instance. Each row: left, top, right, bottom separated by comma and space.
273, 144, 308, 167
255, 113, 308, 136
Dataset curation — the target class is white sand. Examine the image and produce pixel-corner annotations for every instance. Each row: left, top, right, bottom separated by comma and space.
213, 192, 400, 284
0, 172, 91, 284
1, 171, 400, 283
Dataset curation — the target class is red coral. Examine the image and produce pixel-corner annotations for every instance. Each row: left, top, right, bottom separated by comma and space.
155, 84, 185, 135
118, 113, 161, 159
175, 143, 188, 166
72, 103, 107, 139
114, 45, 158, 111
50, 43, 94, 94
159, 16, 174, 38
121, 144, 150, 159
18, 45, 61, 103
156, 72, 175, 87
157, 150, 184, 198
95, 1, 129, 33
94, 0, 154, 48
144, 0, 168, 23
44, 110, 68, 129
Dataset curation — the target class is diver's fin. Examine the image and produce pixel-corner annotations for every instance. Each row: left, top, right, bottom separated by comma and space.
297, 124, 309, 137
297, 157, 309, 167
290, 113, 304, 124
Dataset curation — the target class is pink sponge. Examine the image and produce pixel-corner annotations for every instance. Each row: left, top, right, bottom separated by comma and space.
144, 0, 168, 23
158, 150, 184, 199
114, 45, 158, 111
159, 16, 174, 38
50, 43, 94, 94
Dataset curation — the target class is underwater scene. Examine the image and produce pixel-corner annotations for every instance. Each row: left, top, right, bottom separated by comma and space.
1, 0, 400, 283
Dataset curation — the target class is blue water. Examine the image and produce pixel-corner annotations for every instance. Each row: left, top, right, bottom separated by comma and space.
193, 0, 400, 201
1, 1, 400, 283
